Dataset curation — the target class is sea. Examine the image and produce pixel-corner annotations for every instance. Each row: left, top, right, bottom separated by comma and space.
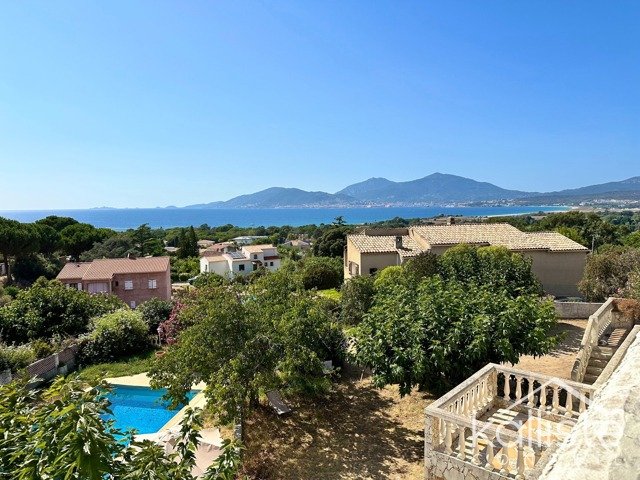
0, 206, 568, 231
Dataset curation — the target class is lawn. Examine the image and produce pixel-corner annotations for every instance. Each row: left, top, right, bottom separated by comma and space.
317, 288, 342, 301
240, 365, 432, 480
76, 349, 158, 384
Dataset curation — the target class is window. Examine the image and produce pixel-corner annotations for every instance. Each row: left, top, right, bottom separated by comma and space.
148, 279, 157, 289
130, 301, 136, 308
369, 268, 378, 275
269, 262, 274, 267
253, 254, 258, 259
238, 264, 245, 271
88, 282, 108, 294
253, 264, 257, 271
124, 280, 133, 290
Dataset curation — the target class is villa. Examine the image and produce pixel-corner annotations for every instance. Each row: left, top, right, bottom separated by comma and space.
199, 244, 281, 277
344, 224, 589, 297
56, 256, 171, 308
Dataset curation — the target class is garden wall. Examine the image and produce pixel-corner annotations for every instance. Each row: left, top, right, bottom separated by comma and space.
554, 301, 602, 319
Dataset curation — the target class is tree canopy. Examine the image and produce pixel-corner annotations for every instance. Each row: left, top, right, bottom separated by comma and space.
149, 271, 344, 429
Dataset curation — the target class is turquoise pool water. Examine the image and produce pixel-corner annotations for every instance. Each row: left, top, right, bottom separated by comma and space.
103, 385, 197, 435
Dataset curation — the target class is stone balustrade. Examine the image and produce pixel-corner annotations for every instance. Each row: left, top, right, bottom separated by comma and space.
425, 364, 596, 480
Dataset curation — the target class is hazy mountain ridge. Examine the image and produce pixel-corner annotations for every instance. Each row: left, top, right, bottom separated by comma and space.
179, 174, 640, 209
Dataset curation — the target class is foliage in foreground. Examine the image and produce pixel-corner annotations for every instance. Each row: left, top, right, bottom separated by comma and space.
0, 377, 243, 480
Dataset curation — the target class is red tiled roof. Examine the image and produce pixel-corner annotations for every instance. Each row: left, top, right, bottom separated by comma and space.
57, 257, 170, 282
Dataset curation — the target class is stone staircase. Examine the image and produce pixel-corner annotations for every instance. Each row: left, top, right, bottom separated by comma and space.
583, 328, 629, 384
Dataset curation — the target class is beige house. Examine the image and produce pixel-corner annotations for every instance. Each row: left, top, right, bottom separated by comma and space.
56, 256, 171, 308
344, 224, 589, 297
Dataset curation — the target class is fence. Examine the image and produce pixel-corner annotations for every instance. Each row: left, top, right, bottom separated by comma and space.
554, 301, 603, 319
0, 344, 80, 387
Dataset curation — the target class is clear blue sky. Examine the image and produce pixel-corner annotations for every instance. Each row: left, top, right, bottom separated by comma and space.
1, 1, 638, 209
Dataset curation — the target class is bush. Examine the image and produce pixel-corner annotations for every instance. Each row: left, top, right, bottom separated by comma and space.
404, 252, 439, 281
298, 256, 343, 290
340, 275, 375, 326
579, 247, 640, 301
12, 254, 62, 284
0, 344, 36, 373
79, 310, 150, 364
191, 272, 227, 288
31, 339, 55, 359
0, 278, 125, 344
137, 298, 174, 334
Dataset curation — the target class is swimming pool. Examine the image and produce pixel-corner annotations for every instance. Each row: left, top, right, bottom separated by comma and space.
103, 385, 198, 435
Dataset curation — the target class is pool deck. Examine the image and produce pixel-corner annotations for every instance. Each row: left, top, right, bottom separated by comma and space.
105, 372, 207, 431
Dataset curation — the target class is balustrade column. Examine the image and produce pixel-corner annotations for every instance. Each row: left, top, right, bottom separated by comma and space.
484, 434, 495, 471
552, 386, 560, 414
444, 421, 453, 455
471, 433, 481, 465
515, 375, 522, 401
503, 374, 511, 399
579, 391, 587, 413
457, 426, 466, 460
565, 390, 574, 417
515, 441, 526, 480
527, 377, 535, 406
539, 385, 547, 410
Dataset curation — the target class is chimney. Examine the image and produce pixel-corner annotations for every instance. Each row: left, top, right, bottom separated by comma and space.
395, 236, 403, 249
127, 253, 136, 260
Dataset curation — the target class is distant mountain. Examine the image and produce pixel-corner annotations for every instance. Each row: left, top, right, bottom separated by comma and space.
184, 187, 356, 209
337, 173, 531, 203
543, 176, 640, 197
179, 174, 640, 209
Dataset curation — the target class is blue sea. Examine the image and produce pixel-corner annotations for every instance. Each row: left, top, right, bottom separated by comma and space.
0, 206, 567, 230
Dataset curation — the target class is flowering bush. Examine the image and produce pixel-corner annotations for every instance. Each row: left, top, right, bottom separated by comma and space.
158, 301, 184, 345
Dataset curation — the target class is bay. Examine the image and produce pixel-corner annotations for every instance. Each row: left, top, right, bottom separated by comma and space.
0, 206, 568, 230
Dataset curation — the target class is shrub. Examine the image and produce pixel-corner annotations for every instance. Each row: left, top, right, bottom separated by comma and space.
31, 339, 55, 359
298, 256, 343, 290
579, 247, 640, 301
79, 310, 150, 364
137, 298, 174, 334
0, 344, 36, 373
158, 302, 185, 345
0, 278, 124, 344
191, 273, 227, 288
340, 275, 375, 326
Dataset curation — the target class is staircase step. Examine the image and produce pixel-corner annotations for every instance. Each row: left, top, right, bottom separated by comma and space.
593, 345, 615, 354
583, 373, 600, 384
586, 366, 604, 375
590, 351, 613, 361
587, 358, 609, 368
606, 328, 629, 347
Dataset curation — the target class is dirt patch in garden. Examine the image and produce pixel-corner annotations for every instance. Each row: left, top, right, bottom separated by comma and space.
241, 365, 433, 480
507, 319, 587, 379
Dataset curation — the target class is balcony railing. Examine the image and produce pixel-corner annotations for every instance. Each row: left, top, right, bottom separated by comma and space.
425, 363, 596, 479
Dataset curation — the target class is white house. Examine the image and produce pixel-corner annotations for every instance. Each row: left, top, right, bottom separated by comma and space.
200, 244, 281, 277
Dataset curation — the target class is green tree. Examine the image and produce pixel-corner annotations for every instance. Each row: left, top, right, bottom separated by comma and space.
403, 251, 439, 282
80, 235, 139, 261
177, 227, 199, 259
59, 223, 108, 260
79, 309, 151, 364
438, 244, 541, 297
312, 227, 349, 258
0, 378, 244, 479
622, 231, 640, 249
578, 247, 640, 301
0, 278, 124, 344
298, 256, 343, 290
355, 276, 558, 394
340, 275, 375, 326
35, 215, 79, 232
0, 218, 40, 285
149, 271, 344, 433
138, 297, 174, 333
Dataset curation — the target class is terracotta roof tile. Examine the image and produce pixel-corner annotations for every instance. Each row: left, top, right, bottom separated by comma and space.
56, 262, 93, 280
57, 257, 171, 282
348, 235, 423, 257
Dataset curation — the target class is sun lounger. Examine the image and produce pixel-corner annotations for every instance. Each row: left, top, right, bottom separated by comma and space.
266, 389, 292, 415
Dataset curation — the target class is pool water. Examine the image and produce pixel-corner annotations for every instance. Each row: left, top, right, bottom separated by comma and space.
102, 385, 197, 435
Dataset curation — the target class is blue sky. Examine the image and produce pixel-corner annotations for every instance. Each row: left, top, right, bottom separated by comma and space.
1, 1, 638, 209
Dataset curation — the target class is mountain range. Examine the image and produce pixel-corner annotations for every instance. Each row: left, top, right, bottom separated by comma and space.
182, 173, 640, 209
